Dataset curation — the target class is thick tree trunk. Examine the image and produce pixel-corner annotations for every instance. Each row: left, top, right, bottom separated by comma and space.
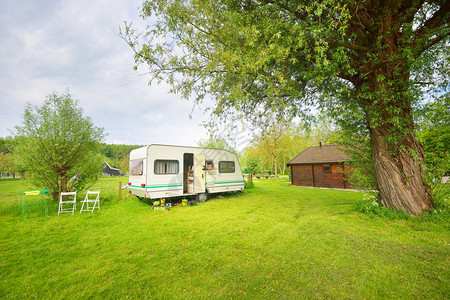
61, 175, 68, 193
370, 127, 433, 215
366, 100, 433, 215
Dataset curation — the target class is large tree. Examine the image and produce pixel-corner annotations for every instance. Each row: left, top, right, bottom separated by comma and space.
14, 91, 105, 200
122, 0, 449, 215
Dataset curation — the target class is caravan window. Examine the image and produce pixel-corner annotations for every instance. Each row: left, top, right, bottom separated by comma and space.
154, 160, 179, 174
219, 161, 235, 173
130, 159, 144, 175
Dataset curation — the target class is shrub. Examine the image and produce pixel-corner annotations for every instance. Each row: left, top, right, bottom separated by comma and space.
419, 188, 449, 223
245, 180, 255, 189
356, 193, 410, 220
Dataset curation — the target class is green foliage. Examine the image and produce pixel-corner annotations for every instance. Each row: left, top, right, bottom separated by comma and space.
356, 193, 410, 221
430, 182, 450, 204
245, 156, 260, 175
357, 190, 450, 224
123, 1, 447, 133
416, 94, 450, 183
329, 123, 377, 191
242, 116, 337, 177
0, 137, 20, 176
346, 161, 377, 191
198, 136, 237, 153
13, 91, 105, 200
321, 86, 377, 191
242, 147, 266, 174
244, 179, 254, 189
0, 153, 17, 176
0, 136, 17, 154
418, 187, 449, 223
250, 121, 295, 177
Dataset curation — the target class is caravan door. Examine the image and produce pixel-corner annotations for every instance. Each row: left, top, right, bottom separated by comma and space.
194, 154, 206, 194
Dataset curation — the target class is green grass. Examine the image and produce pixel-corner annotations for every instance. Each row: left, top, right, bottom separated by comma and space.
1, 177, 449, 299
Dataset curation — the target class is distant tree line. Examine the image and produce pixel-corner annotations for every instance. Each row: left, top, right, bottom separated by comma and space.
0, 136, 21, 178
241, 117, 335, 179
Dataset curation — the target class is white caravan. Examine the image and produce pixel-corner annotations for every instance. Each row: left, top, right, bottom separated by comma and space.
127, 144, 245, 201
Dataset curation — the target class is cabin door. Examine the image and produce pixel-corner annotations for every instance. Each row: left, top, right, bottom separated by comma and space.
194, 154, 206, 194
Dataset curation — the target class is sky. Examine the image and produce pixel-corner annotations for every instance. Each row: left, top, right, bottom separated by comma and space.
0, 0, 214, 147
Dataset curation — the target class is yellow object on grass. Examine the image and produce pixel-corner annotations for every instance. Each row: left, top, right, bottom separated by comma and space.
24, 191, 40, 196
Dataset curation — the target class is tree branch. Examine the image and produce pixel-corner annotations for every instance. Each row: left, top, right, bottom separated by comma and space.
417, 31, 450, 55
413, 1, 450, 55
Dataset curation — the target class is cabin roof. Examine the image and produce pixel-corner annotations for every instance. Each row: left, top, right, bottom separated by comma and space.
287, 144, 351, 165
104, 161, 119, 172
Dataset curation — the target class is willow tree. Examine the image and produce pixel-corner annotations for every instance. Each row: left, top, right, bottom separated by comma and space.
14, 91, 105, 200
122, 0, 449, 215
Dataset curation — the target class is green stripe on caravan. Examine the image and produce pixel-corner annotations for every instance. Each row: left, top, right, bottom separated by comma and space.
147, 184, 183, 189
214, 181, 245, 185
129, 184, 182, 189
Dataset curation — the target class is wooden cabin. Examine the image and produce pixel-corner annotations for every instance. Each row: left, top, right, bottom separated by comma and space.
287, 144, 353, 189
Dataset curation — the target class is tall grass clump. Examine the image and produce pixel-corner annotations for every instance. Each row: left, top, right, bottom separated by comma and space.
419, 184, 449, 223
356, 193, 410, 220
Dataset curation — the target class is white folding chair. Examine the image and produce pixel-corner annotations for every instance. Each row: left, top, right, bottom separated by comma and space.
80, 191, 100, 213
58, 192, 77, 215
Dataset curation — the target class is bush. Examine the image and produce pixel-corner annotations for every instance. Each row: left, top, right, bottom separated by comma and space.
356, 193, 410, 220
245, 180, 254, 189
430, 182, 449, 204
419, 189, 449, 223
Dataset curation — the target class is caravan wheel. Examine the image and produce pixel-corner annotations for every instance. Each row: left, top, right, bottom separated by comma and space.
197, 192, 208, 202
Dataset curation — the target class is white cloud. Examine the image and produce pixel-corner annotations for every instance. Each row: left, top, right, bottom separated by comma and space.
0, 0, 209, 146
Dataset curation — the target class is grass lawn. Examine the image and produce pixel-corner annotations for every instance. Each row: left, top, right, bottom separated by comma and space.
0, 177, 449, 299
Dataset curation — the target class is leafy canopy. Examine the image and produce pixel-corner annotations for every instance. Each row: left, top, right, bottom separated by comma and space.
123, 0, 448, 131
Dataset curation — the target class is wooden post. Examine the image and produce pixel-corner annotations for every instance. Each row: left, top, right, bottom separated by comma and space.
118, 181, 122, 199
